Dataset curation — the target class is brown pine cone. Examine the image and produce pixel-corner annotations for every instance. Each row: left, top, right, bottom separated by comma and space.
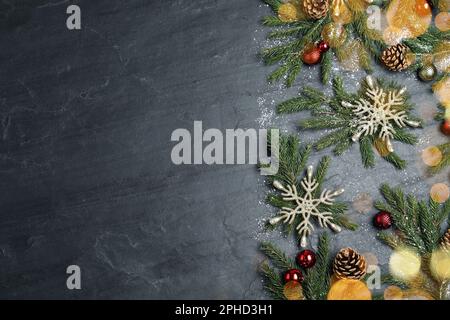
441, 229, 450, 252
302, 0, 329, 20
381, 44, 412, 72
333, 248, 367, 280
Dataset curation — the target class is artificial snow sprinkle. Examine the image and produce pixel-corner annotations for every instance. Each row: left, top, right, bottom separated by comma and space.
269, 165, 344, 248
342, 76, 421, 153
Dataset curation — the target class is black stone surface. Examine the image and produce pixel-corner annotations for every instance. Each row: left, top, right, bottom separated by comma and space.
0, 0, 447, 299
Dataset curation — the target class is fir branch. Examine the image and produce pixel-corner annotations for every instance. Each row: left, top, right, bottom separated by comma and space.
376, 184, 449, 254
378, 231, 403, 249
259, 263, 285, 300
360, 136, 375, 168
382, 152, 407, 170
260, 242, 296, 270
321, 50, 332, 84
262, 16, 288, 27
303, 233, 331, 300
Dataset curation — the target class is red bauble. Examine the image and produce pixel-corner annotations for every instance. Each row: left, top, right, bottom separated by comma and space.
296, 250, 316, 269
317, 41, 330, 53
440, 120, 450, 136
302, 47, 322, 65
373, 211, 393, 230
283, 269, 304, 283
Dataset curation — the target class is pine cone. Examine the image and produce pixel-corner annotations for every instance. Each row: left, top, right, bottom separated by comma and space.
302, 0, 329, 20
381, 44, 412, 72
333, 248, 367, 280
441, 229, 450, 252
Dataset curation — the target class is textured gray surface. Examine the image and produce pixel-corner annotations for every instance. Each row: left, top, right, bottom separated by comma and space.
0, 0, 447, 299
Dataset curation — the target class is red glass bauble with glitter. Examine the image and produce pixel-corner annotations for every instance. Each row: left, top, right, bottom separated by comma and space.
441, 120, 450, 136
296, 250, 316, 269
283, 269, 304, 283
302, 47, 322, 65
318, 40, 330, 53
373, 211, 393, 229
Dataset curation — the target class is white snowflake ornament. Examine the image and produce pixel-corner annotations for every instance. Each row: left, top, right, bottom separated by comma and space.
269, 165, 344, 247
341, 76, 420, 153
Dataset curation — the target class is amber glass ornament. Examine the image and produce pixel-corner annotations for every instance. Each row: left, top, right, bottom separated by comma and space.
321, 22, 347, 48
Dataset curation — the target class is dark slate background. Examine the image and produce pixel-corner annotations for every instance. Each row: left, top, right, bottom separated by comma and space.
0, 0, 447, 299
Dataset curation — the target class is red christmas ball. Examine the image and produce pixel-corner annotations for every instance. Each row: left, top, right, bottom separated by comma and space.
283, 269, 304, 283
373, 211, 393, 230
440, 120, 450, 136
296, 250, 316, 269
317, 40, 330, 53
302, 47, 322, 65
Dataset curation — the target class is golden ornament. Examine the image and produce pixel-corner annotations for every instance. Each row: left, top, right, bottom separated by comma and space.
389, 247, 421, 282
435, 12, 450, 32
374, 138, 392, 157
430, 249, 450, 281
321, 22, 347, 48
386, 0, 432, 40
278, 3, 300, 22
430, 183, 450, 204
331, 0, 353, 25
384, 285, 403, 300
283, 281, 304, 300
421, 146, 443, 167
327, 279, 372, 300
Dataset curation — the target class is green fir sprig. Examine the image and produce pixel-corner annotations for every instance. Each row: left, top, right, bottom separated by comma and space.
375, 184, 450, 299
259, 233, 332, 300
277, 76, 423, 169
375, 184, 450, 254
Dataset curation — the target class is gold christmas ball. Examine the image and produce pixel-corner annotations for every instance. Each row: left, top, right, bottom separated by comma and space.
283, 281, 304, 300
432, 76, 450, 108
435, 12, 450, 32
321, 22, 347, 48
389, 247, 421, 282
278, 3, 300, 22
418, 64, 437, 82
327, 279, 372, 300
430, 183, 450, 204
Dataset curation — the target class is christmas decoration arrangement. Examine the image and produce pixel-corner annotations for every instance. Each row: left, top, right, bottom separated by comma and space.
374, 184, 450, 299
263, 134, 357, 247
260, 234, 374, 300
261, 0, 450, 87
277, 75, 423, 169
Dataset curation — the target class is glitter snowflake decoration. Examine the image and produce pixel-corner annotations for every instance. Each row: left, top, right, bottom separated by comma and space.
269, 165, 344, 247
341, 76, 420, 153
